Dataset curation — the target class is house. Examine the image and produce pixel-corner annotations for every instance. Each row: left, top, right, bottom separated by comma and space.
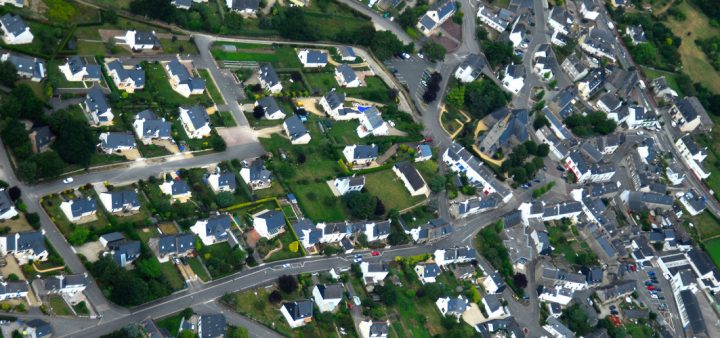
581, 27, 616, 62
40, 273, 88, 295
312, 283, 343, 312
596, 93, 622, 114
293, 219, 322, 249
101, 233, 141, 267
538, 285, 574, 306
343, 144, 378, 166
360, 261, 389, 285
297, 50, 327, 68
392, 162, 429, 197
626, 25, 647, 45
416, 0, 455, 36
443, 143, 513, 203
577, 68, 606, 99
677, 289, 708, 337
666, 162, 686, 186
680, 190, 706, 216
198, 314, 227, 338
225, 0, 259, 14
414, 263, 441, 284
335, 64, 360, 88
674, 135, 711, 179
0, 231, 47, 264
0, 14, 32, 44
191, 214, 233, 245
596, 280, 636, 303
165, 59, 205, 97
149, 233, 195, 262
531, 229, 552, 255
509, 19, 527, 49
434, 246, 477, 267
337, 46, 356, 62
482, 294, 509, 319
98, 132, 136, 154
477, 6, 512, 32
99, 190, 141, 214
544, 317, 575, 338
561, 54, 588, 82
0, 280, 28, 301
171, 0, 193, 10
435, 295, 468, 319
105, 59, 145, 93
133, 110, 172, 144
364, 220, 391, 242
407, 218, 453, 243
28, 126, 53, 154
483, 273, 506, 294
208, 171, 237, 193
84, 86, 114, 126
478, 108, 529, 155
670, 97, 713, 133
0, 52, 45, 81
159, 179, 192, 203
454, 53, 487, 83
253, 210, 286, 239
548, 6, 573, 35
534, 56, 554, 80
581, 266, 603, 285
652, 76, 678, 101
416, 144, 432, 162
283, 115, 311, 144
255, 96, 286, 120
502, 64, 525, 93
59, 198, 97, 223
319, 90, 346, 118
117, 30, 159, 51
580, 0, 600, 20
281, 299, 313, 328
551, 30, 570, 47
23, 319, 52, 338
359, 320, 389, 338
239, 159, 271, 190
334, 176, 365, 196
179, 106, 211, 139
258, 63, 282, 94
621, 190, 674, 212
357, 107, 389, 138
542, 266, 588, 290
503, 225, 532, 273
0, 0, 24, 7
59, 56, 101, 82
454, 197, 498, 218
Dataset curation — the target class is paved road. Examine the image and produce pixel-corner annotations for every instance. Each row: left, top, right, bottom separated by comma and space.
334, 0, 413, 45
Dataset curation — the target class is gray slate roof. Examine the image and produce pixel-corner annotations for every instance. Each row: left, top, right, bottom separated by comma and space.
157, 233, 195, 255
394, 162, 425, 191
25, 319, 52, 338
317, 283, 343, 300
106, 190, 141, 210
66, 56, 101, 79
203, 214, 232, 240
136, 110, 171, 139
353, 144, 378, 159
336, 64, 357, 83
107, 60, 145, 87
167, 59, 205, 91
258, 63, 280, 87
68, 198, 96, 218
85, 86, 110, 115
284, 299, 313, 320
284, 115, 309, 141
324, 90, 345, 110
199, 313, 226, 338
31, 126, 54, 150
182, 105, 210, 130
6, 53, 45, 79
101, 132, 136, 150
0, 14, 28, 37
256, 210, 286, 234
4, 231, 46, 254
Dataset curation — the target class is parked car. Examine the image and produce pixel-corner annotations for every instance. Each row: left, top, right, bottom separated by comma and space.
371, 251, 381, 257
647, 285, 655, 291
353, 296, 361, 306
63, 177, 74, 184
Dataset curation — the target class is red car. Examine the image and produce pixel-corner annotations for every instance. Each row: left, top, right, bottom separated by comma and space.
423, 137, 433, 143
371, 251, 381, 257
630, 265, 636, 272
647, 285, 655, 291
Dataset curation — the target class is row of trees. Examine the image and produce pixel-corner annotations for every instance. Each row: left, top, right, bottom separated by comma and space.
500, 140, 550, 185
446, 79, 510, 119
564, 112, 617, 137
476, 27, 518, 68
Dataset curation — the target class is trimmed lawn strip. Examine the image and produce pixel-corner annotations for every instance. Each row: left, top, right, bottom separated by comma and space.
159, 261, 185, 290
48, 295, 72, 316
157, 313, 184, 337
188, 256, 210, 282
159, 38, 199, 55
197, 69, 225, 105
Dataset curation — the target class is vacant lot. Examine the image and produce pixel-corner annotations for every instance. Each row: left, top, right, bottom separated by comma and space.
364, 169, 426, 213
211, 43, 302, 69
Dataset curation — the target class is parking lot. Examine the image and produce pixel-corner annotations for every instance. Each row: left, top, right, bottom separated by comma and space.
623, 264, 679, 333
384, 56, 433, 103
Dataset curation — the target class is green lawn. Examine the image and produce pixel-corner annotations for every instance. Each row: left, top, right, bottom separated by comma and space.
364, 169, 426, 213
73, 301, 90, 316
137, 143, 172, 158
210, 111, 237, 127
265, 230, 304, 262
197, 69, 225, 105
640, 66, 684, 96
692, 210, 720, 240
211, 43, 302, 69
188, 256, 211, 282
157, 313, 184, 337
160, 38, 199, 54
48, 295, 72, 316
159, 261, 186, 290
198, 242, 245, 278
244, 112, 284, 128
304, 71, 338, 94
343, 76, 393, 105
625, 323, 655, 338
141, 62, 212, 111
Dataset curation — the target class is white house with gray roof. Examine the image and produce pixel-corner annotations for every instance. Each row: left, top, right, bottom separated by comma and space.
99, 190, 141, 214
335, 64, 360, 88
255, 96, 286, 120
393, 162, 429, 197
312, 283, 343, 312
208, 170, 238, 193
334, 176, 365, 196
343, 144, 378, 166
59, 56, 101, 82
253, 210, 286, 239
416, 0, 455, 36
675, 134, 711, 180
165, 59, 205, 97
226, 0, 259, 14
544, 317, 575, 338
482, 294, 509, 319
359, 320, 389, 338
580, 27, 616, 62
179, 105, 211, 139
321, 90, 358, 120
454, 53, 487, 83
283, 115, 311, 144
436, 295, 468, 319
0, 52, 45, 81
239, 159, 271, 190
159, 179, 192, 202
105, 59, 145, 93
670, 96, 713, 133
191, 214, 233, 245
548, 6, 573, 35
434, 246, 478, 267
0, 280, 28, 301
360, 261, 389, 285
337, 46, 357, 61
443, 143, 513, 203
39, 273, 87, 296
0, 0, 24, 7
502, 64, 525, 93
133, 110, 172, 144
149, 233, 195, 262
84, 86, 114, 126
60, 197, 97, 223
476, 6, 510, 33
357, 107, 388, 138
580, 0, 600, 20
297, 49, 327, 68
0, 231, 48, 264
0, 14, 32, 44
281, 299, 314, 328
414, 263, 441, 284
0, 189, 17, 221
98, 132, 136, 154
116, 30, 159, 51
258, 63, 282, 94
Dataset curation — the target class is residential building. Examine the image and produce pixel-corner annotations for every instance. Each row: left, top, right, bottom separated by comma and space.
670, 97, 713, 133
544, 317, 575, 338
283, 115, 311, 144
416, 0, 455, 36
0, 13, 32, 44
357, 107, 388, 138
117, 30, 159, 51
239, 160, 271, 190
99, 190, 141, 214
680, 190, 706, 216
179, 106, 211, 139
482, 294, 509, 319
580, 27, 616, 62
197, 314, 226, 338
225, 0, 259, 14
40, 273, 88, 295
548, 6, 573, 35
551, 30, 570, 47
596, 280, 636, 303
0, 0, 24, 7
133, 110, 172, 144
100, 233, 140, 267
434, 246, 477, 267
334, 176, 365, 196
364, 220, 391, 242
674, 135, 711, 179
538, 285, 574, 306
476, 6, 511, 32
105, 59, 145, 93
59, 56, 101, 82
84, 86, 113, 126
620, 190, 674, 212
416, 144, 432, 162
59, 197, 97, 223
542, 265, 588, 290
359, 320, 389, 338
483, 273, 506, 294
258, 63, 282, 93
98, 132, 136, 154
0, 280, 28, 301
343, 144, 378, 166
454, 53, 487, 83
28, 126, 54, 153
297, 50, 327, 68
407, 218, 453, 243
149, 233, 195, 262
360, 261, 389, 285
312, 283, 343, 312
159, 179, 192, 202
561, 54, 588, 82
191, 214, 233, 246
502, 64, 525, 93
255, 96, 286, 120
626, 24, 647, 45
337, 46, 356, 61
436, 295, 468, 319
580, 0, 600, 20
293, 219, 321, 249
171, 0, 193, 10
207, 171, 237, 193
281, 300, 313, 328
392, 162, 429, 197
253, 210, 286, 239
652, 76, 678, 101
577, 68, 606, 99
0, 231, 47, 264
165, 59, 205, 98
320, 90, 349, 119
23, 319, 52, 338
677, 289, 708, 337
0, 52, 45, 81
335, 64, 360, 88
414, 263, 441, 284
443, 143, 513, 203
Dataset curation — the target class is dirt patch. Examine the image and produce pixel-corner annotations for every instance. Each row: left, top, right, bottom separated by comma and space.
217, 125, 258, 146
244, 229, 261, 248
254, 125, 284, 139
441, 20, 463, 42
154, 139, 180, 153
295, 97, 325, 116
0, 255, 24, 280
0, 214, 34, 233
431, 35, 460, 53
158, 222, 179, 234
121, 149, 142, 160
74, 241, 104, 263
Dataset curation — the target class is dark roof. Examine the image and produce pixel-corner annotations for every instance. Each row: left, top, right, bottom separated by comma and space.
25, 319, 52, 338
284, 115, 309, 141
4, 231, 45, 254
368, 322, 389, 336
100, 232, 125, 244
203, 214, 232, 239
109, 240, 141, 265
674, 97, 708, 124
284, 299, 313, 320
106, 60, 145, 87
167, 60, 205, 91
688, 249, 717, 276
394, 162, 425, 191
258, 63, 280, 87
100, 132, 136, 150
199, 314, 226, 338
228, 0, 260, 11
337, 46, 356, 58
256, 210, 286, 234
181, 106, 210, 130
132, 31, 159, 46
246, 160, 270, 182
168, 179, 190, 195
6, 53, 45, 79
31, 125, 54, 150
352, 144, 379, 159
136, 110, 171, 139
157, 233, 195, 255
257, 96, 283, 116
302, 50, 327, 64
68, 198, 97, 218
85, 86, 110, 114
362, 107, 385, 129
336, 64, 356, 82
317, 283, 343, 300
680, 289, 707, 336
0, 14, 28, 37
106, 190, 140, 210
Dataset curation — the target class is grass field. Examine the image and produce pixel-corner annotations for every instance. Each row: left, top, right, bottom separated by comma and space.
157, 313, 184, 337
264, 230, 304, 262
48, 295, 72, 316
665, 1, 720, 93
639, 66, 683, 95
143, 63, 211, 110
197, 69, 225, 105
42, 194, 110, 242
159, 261, 185, 290
694, 132, 720, 204
198, 242, 245, 278
160, 38, 199, 55
304, 71, 337, 93
211, 43, 302, 69
364, 169, 426, 213
188, 256, 210, 282
704, 238, 720, 269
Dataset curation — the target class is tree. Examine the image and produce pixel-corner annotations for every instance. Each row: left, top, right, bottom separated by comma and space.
137, 258, 162, 279
561, 304, 593, 336
103, 9, 118, 24
68, 227, 90, 245
268, 290, 282, 303
481, 40, 515, 68
253, 105, 265, 119
342, 191, 377, 219
288, 241, 299, 252
374, 198, 386, 216
428, 175, 445, 193
49, 110, 96, 166
533, 114, 550, 129
33, 151, 66, 179
178, 330, 196, 338
464, 80, 509, 118
215, 192, 235, 208
181, 307, 194, 319
375, 284, 399, 305
7, 187, 20, 201
129, 0, 176, 22
370, 31, 405, 61
225, 12, 244, 31
278, 275, 298, 294
537, 144, 550, 157
512, 273, 528, 289
7, 273, 19, 281
422, 41, 447, 62
476, 27, 489, 41
446, 86, 465, 108
0, 61, 18, 87
631, 43, 658, 65
272, 8, 318, 41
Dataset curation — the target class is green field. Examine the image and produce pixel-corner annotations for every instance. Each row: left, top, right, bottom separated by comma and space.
157, 313, 184, 337
704, 238, 720, 269
48, 295, 72, 316
142, 63, 212, 110
640, 66, 684, 96
304, 72, 337, 93
197, 69, 225, 105
211, 43, 302, 69
188, 256, 210, 282
160, 38, 199, 54
364, 169, 426, 213
159, 262, 185, 290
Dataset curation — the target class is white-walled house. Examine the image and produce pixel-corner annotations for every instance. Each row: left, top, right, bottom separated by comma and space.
312, 283, 343, 312
99, 190, 141, 214
98, 132, 137, 154
360, 261, 389, 285
357, 107, 389, 138
191, 214, 233, 246
343, 144, 378, 166
84, 86, 114, 126
165, 59, 205, 98
255, 96, 286, 120
0, 189, 17, 221
392, 162, 429, 197
283, 115, 311, 145
0, 14, 32, 45
116, 30, 159, 51
179, 106, 212, 139
226, 0, 259, 14
252, 210, 286, 239
59, 56, 101, 82
159, 179, 192, 203
416, 0, 455, 36
502, 64, 525, 93
59, 198, 97, 223
436, 295, 468, 319
133, 110, 172, 144
40, 273, 88, 296
0, 52, 45, 82
334, 176, 365, 196
359, 320, 389, 338
335, 64, 360, 88
297, 50, 328, 68
239, 159, 272, 190
280, 300, 313, 328
258, 63, 282, 94
105, 59, 145, 93
0, 231, 48, 265
208, 171, 237, 193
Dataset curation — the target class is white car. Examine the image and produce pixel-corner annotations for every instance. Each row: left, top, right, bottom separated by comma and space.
63, 177, 74, 184
353, 296, 361, 306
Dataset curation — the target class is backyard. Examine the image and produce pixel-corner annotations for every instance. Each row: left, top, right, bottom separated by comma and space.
363, 169, 426, 213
